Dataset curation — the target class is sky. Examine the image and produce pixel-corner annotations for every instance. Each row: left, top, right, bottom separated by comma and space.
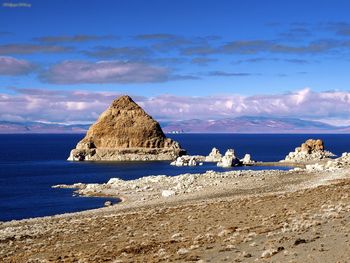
1, 0, 350, 125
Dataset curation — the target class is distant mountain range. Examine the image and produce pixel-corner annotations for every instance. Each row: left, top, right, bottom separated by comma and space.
160, 116, 350, 133
0, 117, 350, 134
0, 121, 90, 134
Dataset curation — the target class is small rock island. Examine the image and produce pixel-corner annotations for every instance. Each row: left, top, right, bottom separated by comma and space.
68, 95, 186, 161
281, 139, 335, 163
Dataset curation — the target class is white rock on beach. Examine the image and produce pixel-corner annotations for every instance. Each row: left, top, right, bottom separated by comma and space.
170, 155, 205, 166
107, 178, 124, 185
217, 149, 240, 168
205, 147, 222, 162
305, 163, 325, 171
240, 154, 255, 165
162, 190, 176, 197
104, 201, 113, 207
300, 152, 350, 172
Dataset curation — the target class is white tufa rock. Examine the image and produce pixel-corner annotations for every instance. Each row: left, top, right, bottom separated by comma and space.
104, 201, 113, 207
161, 190, 176, 197
170, 155, 204, 166
305, 163, 325, 171
107, 178, 123, 185
240, 154, 255, 165
205, 147, 222, 162
177, 248, 189, 255
217, 149, 240, 168
302, 152, 350, 172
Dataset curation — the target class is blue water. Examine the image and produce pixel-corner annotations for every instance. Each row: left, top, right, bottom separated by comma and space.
1, 134, 350, 222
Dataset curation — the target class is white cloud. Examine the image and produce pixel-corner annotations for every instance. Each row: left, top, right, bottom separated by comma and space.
1, 87, 350, 126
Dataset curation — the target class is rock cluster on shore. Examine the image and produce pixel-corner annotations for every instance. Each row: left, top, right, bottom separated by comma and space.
170, 147, 255, 167
53, 148, 350, 205
281, 139, 335, 163
53, 168, 290, 203
170, 155, 204, 166
302, 152, 350, 172
67, 95, 186, 161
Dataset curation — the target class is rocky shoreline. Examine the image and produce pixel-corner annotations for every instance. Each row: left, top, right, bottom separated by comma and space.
2, 164, 350, 262
55, 139, 347, 206
2, 137, 350, 262
51, 152, 349, 206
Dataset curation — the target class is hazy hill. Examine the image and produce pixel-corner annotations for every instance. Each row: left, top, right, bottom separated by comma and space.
0, 121, 89, 134
0, 117, 349, 134
161, 116, 349, 133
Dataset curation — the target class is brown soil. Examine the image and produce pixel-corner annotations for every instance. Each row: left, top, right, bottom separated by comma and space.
1, 169, 350, 262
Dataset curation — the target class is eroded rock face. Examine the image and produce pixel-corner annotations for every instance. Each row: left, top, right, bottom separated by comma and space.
300, 139, 324, 153
282, 139, 335, 163
68, 95, 186, 161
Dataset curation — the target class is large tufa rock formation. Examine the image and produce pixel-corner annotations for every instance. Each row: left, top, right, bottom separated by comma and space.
68, 95, 186, 161
281, 139, 335, 163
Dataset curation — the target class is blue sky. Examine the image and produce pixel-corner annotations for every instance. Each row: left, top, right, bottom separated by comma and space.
1, 0, 350, 124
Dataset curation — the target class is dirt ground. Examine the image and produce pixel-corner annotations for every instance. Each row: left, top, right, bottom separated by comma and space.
1, 169, 350, 263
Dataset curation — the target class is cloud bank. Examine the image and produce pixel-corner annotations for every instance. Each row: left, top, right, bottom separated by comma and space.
40, 60, 170, 84
0, 44, 72, 55
181, 39, 348, 56
1, 88, 350, 125
34, 34, 116, 43
0, 56, 36, 75
83, 46, 151, 59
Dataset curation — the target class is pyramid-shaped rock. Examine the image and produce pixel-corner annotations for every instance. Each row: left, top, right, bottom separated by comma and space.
68, 95, 186, 161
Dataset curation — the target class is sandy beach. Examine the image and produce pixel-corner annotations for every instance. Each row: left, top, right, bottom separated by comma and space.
1, 164, 350, 262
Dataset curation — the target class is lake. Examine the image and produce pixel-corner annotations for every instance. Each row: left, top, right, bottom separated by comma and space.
1, 133, 349, 221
